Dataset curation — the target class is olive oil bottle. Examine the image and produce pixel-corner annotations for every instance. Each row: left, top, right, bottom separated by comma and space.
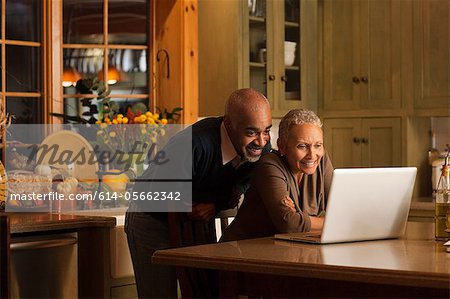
435, 154, 450, 241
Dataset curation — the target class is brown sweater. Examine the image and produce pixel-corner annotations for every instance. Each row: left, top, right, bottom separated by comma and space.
220, 151, 334, 242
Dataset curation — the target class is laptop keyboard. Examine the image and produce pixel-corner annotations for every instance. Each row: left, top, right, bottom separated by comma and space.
303, 233, 322, 237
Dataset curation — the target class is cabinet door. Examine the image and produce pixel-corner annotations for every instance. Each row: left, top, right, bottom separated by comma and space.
323, 118, 362, 168
361, 118, 401, 167
246, 0, 271, 103
324, 117, 401, 168
246, 0, 303, 117
273, 0, 301, 114
323, 0, 402, 111
413, 0, 450, 110
323, 0, 360, 110
246, 0, 316, 117
360, 0, 402, 109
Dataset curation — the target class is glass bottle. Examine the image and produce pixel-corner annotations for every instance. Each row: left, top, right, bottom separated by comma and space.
435, 155, 450, 241
447, 203, 450, 237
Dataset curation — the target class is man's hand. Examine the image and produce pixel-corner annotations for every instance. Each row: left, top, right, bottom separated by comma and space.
187, 203, 216, 222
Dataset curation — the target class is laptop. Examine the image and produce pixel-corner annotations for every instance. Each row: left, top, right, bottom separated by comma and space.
274, 167, 417, 244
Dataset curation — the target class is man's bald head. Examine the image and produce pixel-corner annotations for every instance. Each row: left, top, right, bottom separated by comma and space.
224, 88, 270, 125
223, 88, 272, 162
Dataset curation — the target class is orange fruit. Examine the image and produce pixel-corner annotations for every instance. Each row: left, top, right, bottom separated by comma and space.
102, 169, 129, 192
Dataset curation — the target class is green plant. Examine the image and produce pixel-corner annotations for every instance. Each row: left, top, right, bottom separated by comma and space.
156, 107, 183, 123
51, 77, 111, 124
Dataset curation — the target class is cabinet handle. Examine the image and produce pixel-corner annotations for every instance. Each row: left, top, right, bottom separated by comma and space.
11, 237, 77, 251
361, 77, 369, 84
268, 75, 276, 81
353, 137, 361, 144
361, 137, 369, 144
352, 76, 360, 84
281, 76, 288, 82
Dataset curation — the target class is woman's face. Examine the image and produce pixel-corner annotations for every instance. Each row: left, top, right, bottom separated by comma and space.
278, 123, 324, 176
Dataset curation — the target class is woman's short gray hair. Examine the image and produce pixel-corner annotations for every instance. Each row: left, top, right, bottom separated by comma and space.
278, 109, 322, 143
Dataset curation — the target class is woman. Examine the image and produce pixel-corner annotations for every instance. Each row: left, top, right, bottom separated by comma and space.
221, 109, 333, 241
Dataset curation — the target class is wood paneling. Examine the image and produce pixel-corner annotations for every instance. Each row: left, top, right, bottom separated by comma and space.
155, 0, 198, 124
198, 0, 242, 117
183, 0, 198, 124
413, 0, 450, 110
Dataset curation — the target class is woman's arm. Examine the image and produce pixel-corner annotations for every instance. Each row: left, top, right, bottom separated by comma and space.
254, 158, 312, 233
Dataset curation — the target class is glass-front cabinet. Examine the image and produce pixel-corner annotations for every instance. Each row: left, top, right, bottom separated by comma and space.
62, 0, 151, 123
243, 0, 317, 117
198, 0, 317, 117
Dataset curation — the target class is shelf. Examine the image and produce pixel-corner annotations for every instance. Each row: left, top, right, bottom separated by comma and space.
285, 65, 299, 71
249, 62, 266, 68
249, 16, 265, 23
285, 21, 299, 28
285, 91, 300, 100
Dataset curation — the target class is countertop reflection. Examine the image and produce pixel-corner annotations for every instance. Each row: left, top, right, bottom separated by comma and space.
153, 222, 449, 288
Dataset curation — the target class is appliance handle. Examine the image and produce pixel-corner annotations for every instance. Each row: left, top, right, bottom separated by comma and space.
11, 237, 77, 251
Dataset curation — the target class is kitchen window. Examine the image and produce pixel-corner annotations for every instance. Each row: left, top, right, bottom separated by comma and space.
2, 0, 45, 124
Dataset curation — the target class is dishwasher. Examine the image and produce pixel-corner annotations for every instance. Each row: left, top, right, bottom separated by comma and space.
10, 232, 78, 298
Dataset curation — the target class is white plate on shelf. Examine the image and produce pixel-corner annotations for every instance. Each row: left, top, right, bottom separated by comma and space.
139, 50, 146, 72
122, 49, 132, 72
36, 130, 99, 183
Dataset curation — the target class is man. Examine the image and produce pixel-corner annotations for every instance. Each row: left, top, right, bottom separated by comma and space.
125, 88, 272, 298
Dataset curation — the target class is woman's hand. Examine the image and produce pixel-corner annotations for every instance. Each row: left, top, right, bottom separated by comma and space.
310, 216, 324, 231
281, 196, 296, 212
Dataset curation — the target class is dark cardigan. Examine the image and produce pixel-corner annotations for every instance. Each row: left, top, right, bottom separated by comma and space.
134, 116, 271, 213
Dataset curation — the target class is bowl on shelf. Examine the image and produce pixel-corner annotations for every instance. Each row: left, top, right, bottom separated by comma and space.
285, 53, 296, 66
284, 41, 297, 52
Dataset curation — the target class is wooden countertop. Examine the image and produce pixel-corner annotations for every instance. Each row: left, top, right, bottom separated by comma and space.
1, 212, 116, 234
153, 222, 450, 289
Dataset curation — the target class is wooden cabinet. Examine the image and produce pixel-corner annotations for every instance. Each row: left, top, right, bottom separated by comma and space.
323, 117, 401, 168
321, 1, 405, 174
413, 0, 450, 113
323, 0, 402, 111
245, 0, 318, 117
155, 0, 199, 124
199, 0, 318, 117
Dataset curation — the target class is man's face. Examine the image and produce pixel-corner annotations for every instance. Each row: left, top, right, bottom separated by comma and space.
228, 107, 272, 162
278, 123, 324, 175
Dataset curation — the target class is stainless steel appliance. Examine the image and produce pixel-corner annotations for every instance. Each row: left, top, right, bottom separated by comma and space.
10, 233, 77, 298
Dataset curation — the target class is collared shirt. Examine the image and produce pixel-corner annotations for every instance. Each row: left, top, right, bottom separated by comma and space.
220, 122, 244, 169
